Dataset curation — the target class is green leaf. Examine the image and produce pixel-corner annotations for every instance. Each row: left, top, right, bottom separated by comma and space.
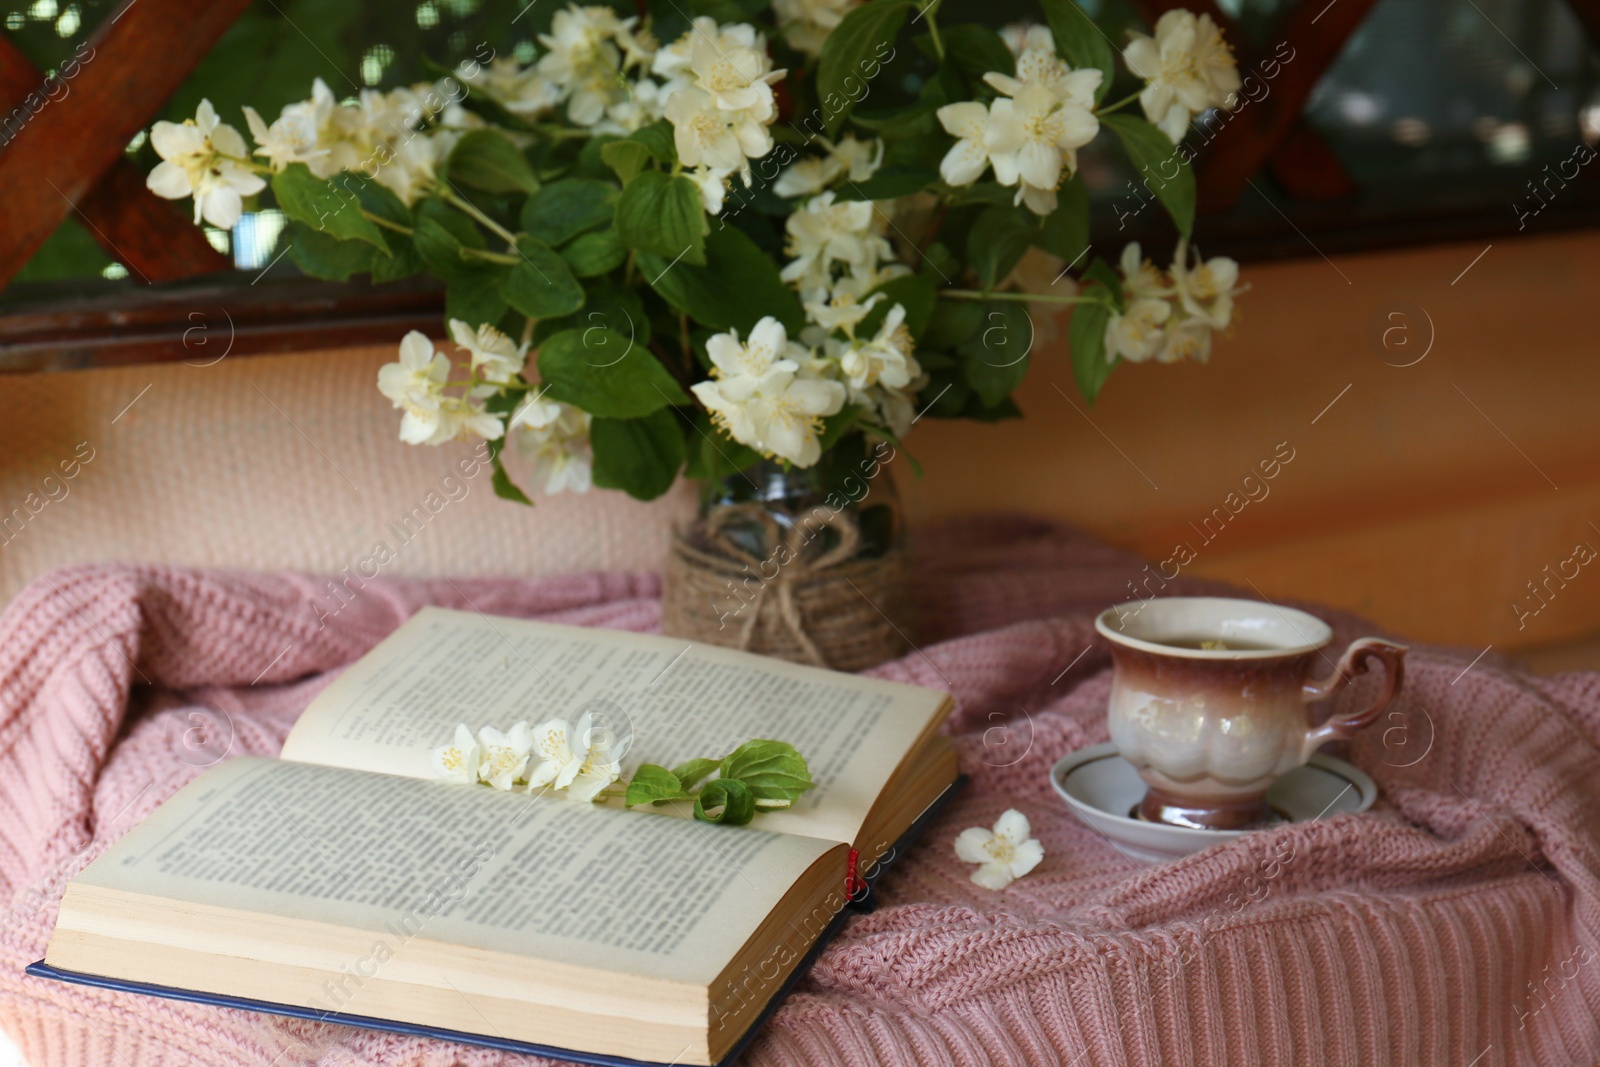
1083, 256, 1125, 310
445, 273, 510, 330
446, 129, 541, 195
1038, 0, 1114, 104
1068, 296, 1115, 405
693, 777, 756, 825
628, 119, 678, 165
561, 228, 627, 277
521, 178, 618, 246
926, 23, 1014, 85
968, 204, 1036, 289
639, 224, 803, 335
960, 301, 1034, 407
578, 277, 651, 347
538, 328, 688, 417
816, 0, 914, 135
284, 223, 378, 280
502, 235, 586, 319
369, 235, 423, 282
834, 166, 938, 202
1101, 113, 1196, 238
921, 299, 984, 348
614, 170, 707, 266
600, 139, 655, 185
719, 740, 815, 806
860, 271, 937, 338
1032, 174, 1088, 265
624, 764, 690, 806
411, 198, 486, 282
671, 757, 721, 789
270, 164, 388, 251
590, 408, 688, 501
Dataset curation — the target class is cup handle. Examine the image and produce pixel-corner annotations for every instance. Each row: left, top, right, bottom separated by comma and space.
1299, 637, 1409, 762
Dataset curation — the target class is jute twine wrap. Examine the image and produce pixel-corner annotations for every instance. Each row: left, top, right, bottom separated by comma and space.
661, 502, 913, 672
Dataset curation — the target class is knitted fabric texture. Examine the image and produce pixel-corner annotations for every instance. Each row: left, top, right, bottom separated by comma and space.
1, 518, 1597, 1066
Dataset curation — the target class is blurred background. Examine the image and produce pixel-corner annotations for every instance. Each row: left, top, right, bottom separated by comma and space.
1, 0, 1598, 637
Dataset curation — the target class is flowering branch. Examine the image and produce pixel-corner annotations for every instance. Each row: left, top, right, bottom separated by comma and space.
432, 721, 814, 827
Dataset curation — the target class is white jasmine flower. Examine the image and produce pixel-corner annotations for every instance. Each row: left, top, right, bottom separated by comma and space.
1000, 23, 1054, 58
876, 384, 919, 438
1157, 314, 1214, 364
372, 131, 440, 205
704, 316, 802, 381
449, 319, 527, 385
378, 331, 453, 445
773, 134, 883, 198
480, 56, 563, 118
146, 99, 266, 230
779, 191, 892, 291
803, 289, 882, 334
665, 85, 773, 173
955, 809, 1044, 890
241, 104, 325, 173
935, 100, 1019, 188
688, 164, 735, 213
526, 714, 623, 802
511, 395, 593, 494
685, 25, 783, 119
432, 396, 506, 443
836, 303, 920, 394
1104, 297, 1172, 363
477, 721, 535, 790
1124, 9, 1241, 143
985, 44, 1100, 105
692, 318, 846, 467
537, 6, 641, 126
983, 82, 1099, 215
773, 0, 858, 57
1171, 238, 1241, 330
595, 75, 668, 134
693, 366, 846, 467
431, 723, 483, 785
652, 17, 752, 85
1117, 241, 1169, 302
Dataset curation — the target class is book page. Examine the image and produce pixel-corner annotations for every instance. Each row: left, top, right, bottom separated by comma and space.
281, 607, 950, 845
73, 757, 837, 988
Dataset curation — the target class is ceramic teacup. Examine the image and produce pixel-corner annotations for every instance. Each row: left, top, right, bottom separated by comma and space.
1094, 596, 1406, 830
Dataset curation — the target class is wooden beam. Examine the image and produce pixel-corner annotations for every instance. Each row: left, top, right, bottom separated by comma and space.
0, 0, 257, 289
1193, 0, 1380, 212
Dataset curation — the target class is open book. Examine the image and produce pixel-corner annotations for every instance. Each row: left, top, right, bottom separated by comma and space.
35, 607, 959, 1066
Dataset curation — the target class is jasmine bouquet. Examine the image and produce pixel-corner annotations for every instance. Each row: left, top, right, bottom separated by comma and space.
145, 2, 1244, 502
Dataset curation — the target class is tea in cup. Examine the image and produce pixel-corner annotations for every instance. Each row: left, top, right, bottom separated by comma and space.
1094, 596, 1406, 830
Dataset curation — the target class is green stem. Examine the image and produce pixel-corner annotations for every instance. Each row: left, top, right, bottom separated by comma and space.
463, 247, 522, 265
361, 209, 412, 235
441, 187, 520, 248
942, 289, 1095, 306
1097, 90, 1143, 115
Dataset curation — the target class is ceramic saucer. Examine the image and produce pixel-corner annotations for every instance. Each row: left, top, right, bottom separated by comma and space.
1050, 743, 1377, 864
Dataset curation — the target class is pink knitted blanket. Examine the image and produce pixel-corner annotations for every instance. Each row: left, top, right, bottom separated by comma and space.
2, 518, 1598, 1066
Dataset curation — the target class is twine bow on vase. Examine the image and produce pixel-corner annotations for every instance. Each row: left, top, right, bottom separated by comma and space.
661, 501, 913, 673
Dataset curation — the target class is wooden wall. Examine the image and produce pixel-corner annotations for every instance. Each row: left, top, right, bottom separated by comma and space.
900, 228, 1600, 664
